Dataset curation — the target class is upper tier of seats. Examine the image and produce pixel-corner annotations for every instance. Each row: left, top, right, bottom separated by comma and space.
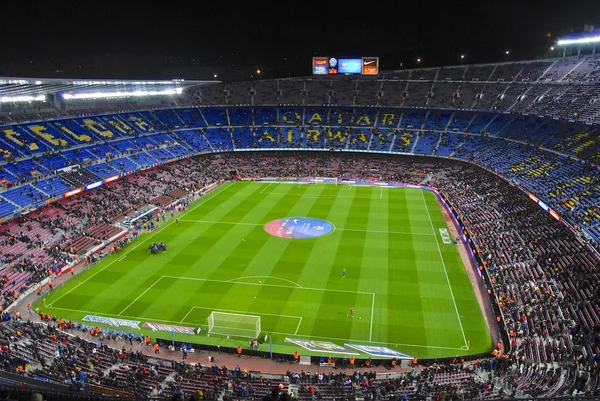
0, 106, 598, 244
1, 57, 600, 127
192, 57, 600, 124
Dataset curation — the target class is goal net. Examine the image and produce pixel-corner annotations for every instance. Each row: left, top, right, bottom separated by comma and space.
207, 311, 261, 339
312, 177, 338, 185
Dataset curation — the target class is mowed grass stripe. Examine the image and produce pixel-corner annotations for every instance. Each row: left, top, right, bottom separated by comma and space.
355, 187, 388, 342
222, 183, 327, 336
310, 186, 371, 342
421, 190, 491, 353
387, 188, 427, 347
292, 185, 358, 340
371, 186, 390, 345
406, 189, 464, 348
255, 184, 335, 338
287, 184, 357, 339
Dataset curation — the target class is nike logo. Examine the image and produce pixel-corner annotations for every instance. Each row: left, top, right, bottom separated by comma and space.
364, 60, 376, 65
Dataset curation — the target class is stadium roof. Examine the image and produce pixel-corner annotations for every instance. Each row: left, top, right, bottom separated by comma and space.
0, 77, 217, 102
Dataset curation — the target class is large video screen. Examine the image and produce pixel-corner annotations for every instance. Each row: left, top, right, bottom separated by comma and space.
312, 57, 379, 76
338, 58, 362, 74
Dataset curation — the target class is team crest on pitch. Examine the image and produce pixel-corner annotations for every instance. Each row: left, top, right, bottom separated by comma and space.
264, 217, 334, 239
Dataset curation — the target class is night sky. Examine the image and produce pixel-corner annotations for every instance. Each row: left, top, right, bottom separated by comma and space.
1, 0, 598, 81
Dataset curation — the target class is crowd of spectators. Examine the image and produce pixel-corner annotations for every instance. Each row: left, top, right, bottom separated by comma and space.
0, 151, 598, 399
0, 155, 224, 313
2, 100, 599, 249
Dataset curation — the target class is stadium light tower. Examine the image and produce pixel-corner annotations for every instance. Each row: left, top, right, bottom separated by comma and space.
557, 28, 599, 58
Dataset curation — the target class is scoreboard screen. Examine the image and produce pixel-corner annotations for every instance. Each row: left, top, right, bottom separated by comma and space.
312, 57, 379, 76
338, 58, 362, 74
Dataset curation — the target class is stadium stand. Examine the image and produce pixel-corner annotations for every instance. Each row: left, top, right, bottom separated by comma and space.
0, 57, 599, 399
1, 100, 597, 245
0, 150, 597, 399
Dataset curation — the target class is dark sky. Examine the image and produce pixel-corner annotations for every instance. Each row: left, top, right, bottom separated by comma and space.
0, 0, 598, 81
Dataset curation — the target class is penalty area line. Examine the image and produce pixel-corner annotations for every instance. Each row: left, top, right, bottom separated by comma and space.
180, 306, 195, 323
370, 293, 375, 342
259, 183, 272, 194
118, 276, 162, 316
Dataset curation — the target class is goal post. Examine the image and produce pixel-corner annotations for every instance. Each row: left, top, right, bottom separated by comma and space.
207, 311, 261, 339
312, 177, 338, 185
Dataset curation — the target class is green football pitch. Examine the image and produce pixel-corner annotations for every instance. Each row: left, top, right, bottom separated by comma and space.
36, 181, 492, 359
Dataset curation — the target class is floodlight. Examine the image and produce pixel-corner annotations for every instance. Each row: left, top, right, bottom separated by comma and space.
557, 36, 600, 45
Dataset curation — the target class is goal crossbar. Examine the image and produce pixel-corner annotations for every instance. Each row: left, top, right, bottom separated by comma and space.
207, 311, 261, 339
312, 177, 338, 185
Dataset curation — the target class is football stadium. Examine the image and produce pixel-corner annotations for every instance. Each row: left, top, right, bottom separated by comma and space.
1, 17, 600, 401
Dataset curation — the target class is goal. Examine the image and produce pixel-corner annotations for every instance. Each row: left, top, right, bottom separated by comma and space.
207, 311, 261, 339
312, 177, 338, 185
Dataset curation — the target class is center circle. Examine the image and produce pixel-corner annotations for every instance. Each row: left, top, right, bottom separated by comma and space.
264, 217, 334, 239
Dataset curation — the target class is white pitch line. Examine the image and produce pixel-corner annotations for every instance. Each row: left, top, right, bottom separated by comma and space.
339, 228, 433, 236
162, 275, 375, 295
178, 219, 434, 236
178, 220, 262, 227
227, 275, 303, 288
46, 305, 460, 350
47, 182, 233, 308
118, 276, 162, 316
259, 183, 272, 194
370, 293, 375, 342
180, 306, 195, 323
262, 192, 375, 199
420, 191, 468, 348
295, 317, 302, 335
189, 306, 303, 320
